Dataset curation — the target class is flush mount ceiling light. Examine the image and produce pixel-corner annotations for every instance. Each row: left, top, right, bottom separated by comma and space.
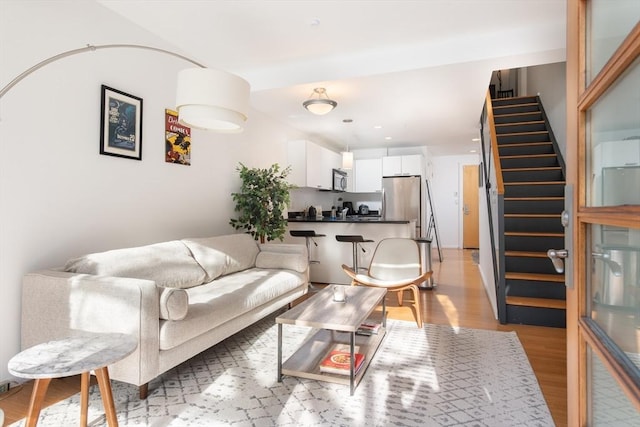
176, 68, 250, 132
302, 87, 337, 115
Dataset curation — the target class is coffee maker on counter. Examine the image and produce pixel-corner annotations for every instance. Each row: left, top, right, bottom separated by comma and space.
342, 201, 354, 216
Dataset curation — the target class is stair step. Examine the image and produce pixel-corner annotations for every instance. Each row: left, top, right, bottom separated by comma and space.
502, 166, 561, 172
504, 182, 565, 197
493, 103, 541, 115
504, 214, 560, 218
493, 111, 543, 124
500, 154, 557, 160
504, 198, 564, 214
496, 122, 547, 134
505, 250, 549, 258
492, 97, 539, 107
506, 272, 565, 283
497, 131, 551, 144
505, 215, 563, 233
498, 142, 555, 156
505, 233, 564, 252
502, 167, 564, 182
500, 154, 559, 169
506, 304, 566, 327
505, 253, 558, 275
506, 296, 566, 310
505, 231, 564, 238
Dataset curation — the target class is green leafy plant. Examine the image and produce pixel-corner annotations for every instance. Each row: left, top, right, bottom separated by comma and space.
229, 163, 293, 243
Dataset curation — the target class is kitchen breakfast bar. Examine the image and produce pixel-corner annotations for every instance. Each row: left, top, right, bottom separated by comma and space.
284, 217, 416, 285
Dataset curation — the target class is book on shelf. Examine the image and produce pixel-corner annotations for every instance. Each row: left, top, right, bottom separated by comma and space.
319, 350, 365, 376
356, 319, 382, 336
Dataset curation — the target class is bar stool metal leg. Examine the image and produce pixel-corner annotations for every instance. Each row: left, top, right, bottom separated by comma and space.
336, 235, 374, 273
290, 230, 326, 291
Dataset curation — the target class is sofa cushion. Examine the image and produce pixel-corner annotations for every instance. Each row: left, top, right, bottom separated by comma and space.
64, 241, 207, 289
182, 234, 260, 281
158, 287, 189, 321
158, 268, 306, 350
255, 251, 307, 273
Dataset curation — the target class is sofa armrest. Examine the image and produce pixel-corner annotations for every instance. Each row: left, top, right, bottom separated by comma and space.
256, 244, 308, 273
22, 270, 160, 386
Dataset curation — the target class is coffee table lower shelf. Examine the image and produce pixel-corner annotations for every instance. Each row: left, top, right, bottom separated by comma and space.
279, 327, 386, 394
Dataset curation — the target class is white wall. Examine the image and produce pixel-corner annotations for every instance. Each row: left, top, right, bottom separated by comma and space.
0, 1, 306, 382
522, 62, 567, 158
430, 154, 481, 248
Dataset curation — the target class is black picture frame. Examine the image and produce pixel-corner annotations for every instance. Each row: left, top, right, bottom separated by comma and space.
100, 85, 143, 160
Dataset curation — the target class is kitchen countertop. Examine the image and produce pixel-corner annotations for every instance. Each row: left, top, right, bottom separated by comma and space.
287, 216, 410, 224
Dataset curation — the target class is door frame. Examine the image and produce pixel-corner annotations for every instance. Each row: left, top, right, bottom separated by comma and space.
566, 1, 640, 424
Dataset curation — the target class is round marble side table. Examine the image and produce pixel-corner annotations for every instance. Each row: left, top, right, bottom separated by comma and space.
8, 333, 137, 427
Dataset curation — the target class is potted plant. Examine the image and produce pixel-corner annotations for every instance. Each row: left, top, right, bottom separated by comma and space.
229, 163, 293, 243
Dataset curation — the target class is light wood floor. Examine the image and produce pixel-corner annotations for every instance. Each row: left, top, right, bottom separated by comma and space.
0, 249, 567, 426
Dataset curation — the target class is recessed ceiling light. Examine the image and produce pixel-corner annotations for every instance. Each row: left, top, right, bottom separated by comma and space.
385, 136, 392, 140
472, 138, 480, 142
470, 149, 477, 153
374, 125, 383, 129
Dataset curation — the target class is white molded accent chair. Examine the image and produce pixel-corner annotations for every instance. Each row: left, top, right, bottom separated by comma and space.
341, 238, 432, 328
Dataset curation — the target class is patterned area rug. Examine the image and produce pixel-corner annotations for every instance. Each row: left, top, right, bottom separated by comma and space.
11, 315, 554, 427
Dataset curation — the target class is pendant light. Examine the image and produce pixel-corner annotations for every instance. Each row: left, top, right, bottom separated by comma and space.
302, 88, 337, 115
342, 150, 353, 169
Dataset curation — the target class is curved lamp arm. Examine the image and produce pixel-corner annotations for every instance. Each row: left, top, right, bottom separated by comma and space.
0, 43, 205, 100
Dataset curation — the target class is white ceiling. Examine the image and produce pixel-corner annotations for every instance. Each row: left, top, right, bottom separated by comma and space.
98, 0, 567, 156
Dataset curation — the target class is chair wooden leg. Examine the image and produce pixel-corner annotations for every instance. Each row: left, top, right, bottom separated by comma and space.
411, 285, 423, 328
397, 289, 404, 306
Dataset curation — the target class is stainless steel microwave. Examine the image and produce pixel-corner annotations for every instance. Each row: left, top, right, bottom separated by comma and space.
332, 168, 347, 191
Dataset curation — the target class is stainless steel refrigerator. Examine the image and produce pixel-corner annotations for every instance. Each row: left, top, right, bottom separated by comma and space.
382, 175, 422, 237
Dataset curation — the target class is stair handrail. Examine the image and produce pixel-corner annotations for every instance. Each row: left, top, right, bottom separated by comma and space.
486, 93, 505, 196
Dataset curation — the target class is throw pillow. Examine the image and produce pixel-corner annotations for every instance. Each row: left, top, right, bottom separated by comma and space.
64, 240, 207, 289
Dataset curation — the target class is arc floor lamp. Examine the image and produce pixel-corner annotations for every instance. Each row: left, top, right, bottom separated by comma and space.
0, 44, 250, 133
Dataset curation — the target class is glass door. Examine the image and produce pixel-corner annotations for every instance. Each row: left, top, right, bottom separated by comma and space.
567, 0, 640, 424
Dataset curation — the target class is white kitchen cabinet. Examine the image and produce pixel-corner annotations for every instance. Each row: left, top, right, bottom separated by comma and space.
287, 140, 341, 190
382, 155, 424, 176
599, 139, 640, 168
354, 158, 383, 192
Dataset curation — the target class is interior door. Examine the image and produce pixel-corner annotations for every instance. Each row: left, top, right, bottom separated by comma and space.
462, 164, 479, 249
566, 1, 640, 424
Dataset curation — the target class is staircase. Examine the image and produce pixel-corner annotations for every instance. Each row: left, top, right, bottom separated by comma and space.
492, 95, 566, 328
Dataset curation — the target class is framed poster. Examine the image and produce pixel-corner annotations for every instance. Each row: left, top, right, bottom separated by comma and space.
100, 85, 143, 160
165, 109, 191, 165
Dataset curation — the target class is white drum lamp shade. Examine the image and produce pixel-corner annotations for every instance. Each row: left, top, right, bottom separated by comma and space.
176, 68, 250, 132
342, 151, 354, 169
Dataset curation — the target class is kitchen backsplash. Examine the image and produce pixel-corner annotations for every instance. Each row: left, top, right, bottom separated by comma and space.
288, 187, 382, 214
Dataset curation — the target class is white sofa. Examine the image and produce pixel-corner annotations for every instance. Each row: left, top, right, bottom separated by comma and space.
21, 233, 309, 397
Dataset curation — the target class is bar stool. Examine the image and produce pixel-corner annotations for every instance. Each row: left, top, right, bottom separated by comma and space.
289, 230, 325, 264
290, 230, 325, 292
335, 235, 374, 273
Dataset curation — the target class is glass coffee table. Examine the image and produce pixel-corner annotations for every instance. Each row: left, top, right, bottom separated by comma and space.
276, 285, 387, 395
